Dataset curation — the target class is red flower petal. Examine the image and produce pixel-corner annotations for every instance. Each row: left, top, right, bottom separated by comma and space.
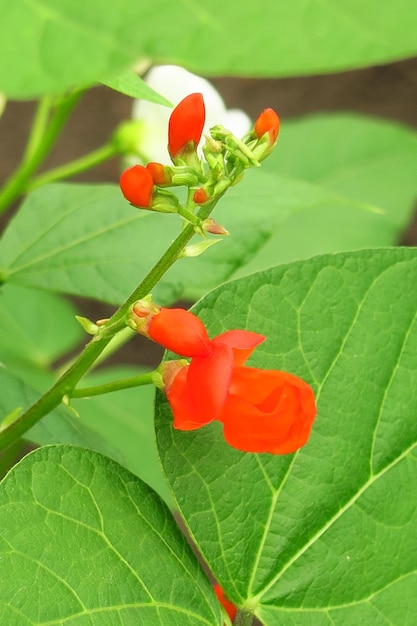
165, 365, 202, 430
149, 308, 212, 357
186, 342, 234, 425
166, 347, 233, 430
119, 165, 154, 207
213, 330, 265, 366
217, 367, 316, 454
168, 93, 206, 158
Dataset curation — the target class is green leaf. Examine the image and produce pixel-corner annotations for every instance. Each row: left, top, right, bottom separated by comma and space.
102, 68, 172, 105
0, 174, 393, 305
0, 367, 121, 463
72, 366, 172, 504
234, 114, 417, 277
155, 247, 417, 624
0, 284, 83, 384
1, 0, 417, 98
265, 114, 417, 226
0, 445, 222, 625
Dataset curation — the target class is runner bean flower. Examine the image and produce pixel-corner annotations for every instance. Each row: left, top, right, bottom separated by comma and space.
131, 300, 317, 454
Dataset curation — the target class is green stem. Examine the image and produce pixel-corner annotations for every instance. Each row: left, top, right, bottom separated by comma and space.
0, 90, 83, 215
234, 609, 254, 626
28, 142, 119, 191
0, 198, 218, 452
71, 371, 155, 398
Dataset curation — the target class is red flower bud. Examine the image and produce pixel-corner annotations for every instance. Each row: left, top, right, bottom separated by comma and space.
168, 93, 206, 158
213, 583, 237, 621
254, 108, 280, 145
193, 187, 209, 204
146, 162, 172, 185
120, 165, 154, 208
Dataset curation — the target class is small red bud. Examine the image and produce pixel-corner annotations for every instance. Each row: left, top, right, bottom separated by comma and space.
193, 187, 209, 204
168, 93, 206, 158
120, 165, 154, 208
254, 108, 280, 145
146, 162, 172, 185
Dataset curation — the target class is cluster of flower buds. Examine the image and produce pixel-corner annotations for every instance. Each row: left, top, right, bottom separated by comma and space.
119, 92, 280, 238
130, 298, 316, 455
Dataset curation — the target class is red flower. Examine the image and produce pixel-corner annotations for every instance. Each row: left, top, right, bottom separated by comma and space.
120, 165, 154, 208
132, 302, 316, 453
142, 305, 317, 454
168, 93, 206, 159
254, 107, 280, 145
213, 583, 237, 621
166, 330, 265, 430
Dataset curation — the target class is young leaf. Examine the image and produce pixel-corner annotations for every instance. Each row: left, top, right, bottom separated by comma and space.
102, 68, 172, 105
0, 445, 222, 625
156, 247, 417, 624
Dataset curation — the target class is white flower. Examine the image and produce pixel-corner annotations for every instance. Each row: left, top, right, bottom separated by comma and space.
132, 65, 252, 164
0, 94, 5, 119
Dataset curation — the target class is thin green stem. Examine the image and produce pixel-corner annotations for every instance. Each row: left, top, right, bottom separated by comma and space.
0, 198, 218, 452
22, 97, 54, 164
28, 142, 119, 191
234, 609, 254, 626
0, 90, 83, 216
71, 371, 155, 398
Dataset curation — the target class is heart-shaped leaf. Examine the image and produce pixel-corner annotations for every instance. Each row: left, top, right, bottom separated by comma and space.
0, 445, 222, 625
156, 247, 417, 624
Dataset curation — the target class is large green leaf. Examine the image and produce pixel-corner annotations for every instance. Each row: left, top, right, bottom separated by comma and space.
265, 115, 417, 224
72, 366, 171, 504
1, 0, 417, 98
0, 172, 395, 305
155, 247, 417, 624
0, 445, 222, 625
235, 114, 417, 277
0, 368, 121, 463
0, 284, 83, 389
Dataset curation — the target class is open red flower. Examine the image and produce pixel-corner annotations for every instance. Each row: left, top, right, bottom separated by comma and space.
168, 93, 206, 158
165, 336, 316, 454
120, 165, 154, 208
133, 302, 317, 454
